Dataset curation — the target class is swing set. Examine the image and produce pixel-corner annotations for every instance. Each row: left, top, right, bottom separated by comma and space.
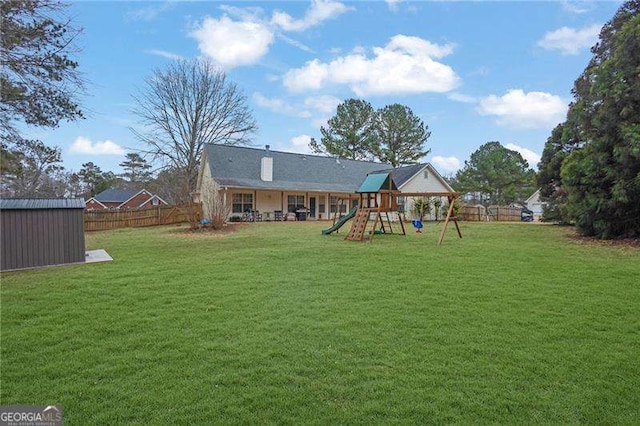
338, 171, 462, 245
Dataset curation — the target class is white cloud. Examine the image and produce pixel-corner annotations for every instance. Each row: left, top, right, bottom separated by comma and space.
478, 89, 568, 130
253, 93, 311, 118
304, 95, 341, 114
145, 49, 184, 60
386, 34, 455, 59
386, 0, 402, 12
189, 15, 274, 68
69, 137, 125, 156
537, 23, 601, 55
447, 93, 476, 103
276, 33, 315, 53
127, 2, 174, 21
283, 35, 459, 96
271, 0, 353, 32
288, 135, 314, 153
561, 1, 591, 14
431, 156, 461, 172
253, 93, 286, 110
218, 5, 265, 22
469, 66, 489, 77
505, 143, 541, 168
283, 59, 330, 92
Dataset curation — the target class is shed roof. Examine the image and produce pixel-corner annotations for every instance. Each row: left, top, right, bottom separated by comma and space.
357, 172, 398, 193
0, 198, 85, 210
204, 144, 391, 193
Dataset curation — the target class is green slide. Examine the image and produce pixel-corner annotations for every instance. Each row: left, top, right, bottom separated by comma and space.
322, 206, 358, 235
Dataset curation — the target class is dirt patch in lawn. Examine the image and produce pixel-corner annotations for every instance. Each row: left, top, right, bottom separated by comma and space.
166, 223, 248, 238
567, 230, 640, 250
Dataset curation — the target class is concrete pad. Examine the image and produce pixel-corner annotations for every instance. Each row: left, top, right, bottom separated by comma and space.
85, 249, 113, 264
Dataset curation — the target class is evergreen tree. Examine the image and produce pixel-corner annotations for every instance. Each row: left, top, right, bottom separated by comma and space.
309, 99, 378, 161
455, 142, 536, 205
78, 162, 118, 198
1, 0, 84, 140
374, 104, 430, 167
538, 1, 640, 237
119, 153, 152, 186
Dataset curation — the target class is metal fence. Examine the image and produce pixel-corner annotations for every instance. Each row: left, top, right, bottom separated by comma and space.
84, 204, 202, 231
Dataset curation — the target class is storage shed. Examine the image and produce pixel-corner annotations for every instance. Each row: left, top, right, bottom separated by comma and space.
1, 198, 86, 271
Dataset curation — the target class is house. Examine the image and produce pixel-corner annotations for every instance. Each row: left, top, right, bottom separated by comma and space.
524, 188, 546, 221
85, 188, 168, 210
196, 144, 454, 220
1, 198, 85, 271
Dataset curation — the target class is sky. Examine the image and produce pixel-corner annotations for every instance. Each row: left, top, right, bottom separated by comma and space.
30, 0, 622, 176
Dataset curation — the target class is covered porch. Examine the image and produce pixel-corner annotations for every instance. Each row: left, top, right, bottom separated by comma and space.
220, 188, 355, 221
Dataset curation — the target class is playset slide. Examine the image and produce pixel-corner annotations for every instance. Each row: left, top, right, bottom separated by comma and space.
321, 206, 358, 235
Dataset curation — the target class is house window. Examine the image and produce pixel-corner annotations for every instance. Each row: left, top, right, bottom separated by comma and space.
232, 193, 253, 213
287, 195, 305, 212
397, 196, 406, 213
318, 196, 326, 214
330, 196, 338, 213
152, 197, 159, 206
424, 171, 429, 179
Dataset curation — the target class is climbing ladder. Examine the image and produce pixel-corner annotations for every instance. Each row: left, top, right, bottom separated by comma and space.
345, 208, 377, 241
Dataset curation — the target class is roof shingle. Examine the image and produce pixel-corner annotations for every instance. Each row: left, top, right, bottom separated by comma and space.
205, 144, 393, 193
94, 188, 141, 203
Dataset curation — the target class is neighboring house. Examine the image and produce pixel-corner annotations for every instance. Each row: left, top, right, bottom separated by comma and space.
86, 188, 168, 210
196, 144, 454, 220
388, 163, 455, 220
524, 188, 545, 221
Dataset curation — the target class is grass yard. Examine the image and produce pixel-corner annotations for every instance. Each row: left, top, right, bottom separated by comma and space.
1, 221, 639, 423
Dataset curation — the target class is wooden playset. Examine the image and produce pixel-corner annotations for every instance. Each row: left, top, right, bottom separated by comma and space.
323, 171, 462, 245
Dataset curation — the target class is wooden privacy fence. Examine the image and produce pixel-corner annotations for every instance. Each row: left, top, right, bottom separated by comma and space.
458, 205, 522, 222
459, 205, 487, 222
488, 206, 522, 222
84, 204, 202, 231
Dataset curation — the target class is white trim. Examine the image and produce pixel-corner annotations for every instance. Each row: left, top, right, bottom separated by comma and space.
196, 149, 209, 191
525, 188, 541, 205
138, 194, 169, 208
85, 197, 107, 209
397, 163, 455, 193
117, 189, 150, 209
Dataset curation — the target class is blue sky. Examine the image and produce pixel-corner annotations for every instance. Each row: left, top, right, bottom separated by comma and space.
32, 0, 621, 176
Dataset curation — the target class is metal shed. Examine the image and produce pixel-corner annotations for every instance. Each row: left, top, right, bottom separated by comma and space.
1, 198, 86, 271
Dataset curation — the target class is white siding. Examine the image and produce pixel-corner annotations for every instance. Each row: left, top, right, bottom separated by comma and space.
199, 159, 221, 219
256, 190, 283, 213
400, 166, 451, 193
525, 189, 545, 220
399, 166, 452, 221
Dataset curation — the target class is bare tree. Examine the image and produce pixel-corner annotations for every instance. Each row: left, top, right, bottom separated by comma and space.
131, 59, 257, 203
201, 184, 231, 230
0, 138, 64, 197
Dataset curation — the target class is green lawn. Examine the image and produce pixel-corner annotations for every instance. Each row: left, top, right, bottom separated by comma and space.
1, 221, 639, 424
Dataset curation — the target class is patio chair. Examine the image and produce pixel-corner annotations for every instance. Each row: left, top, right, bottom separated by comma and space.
274, 210, 283, 221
